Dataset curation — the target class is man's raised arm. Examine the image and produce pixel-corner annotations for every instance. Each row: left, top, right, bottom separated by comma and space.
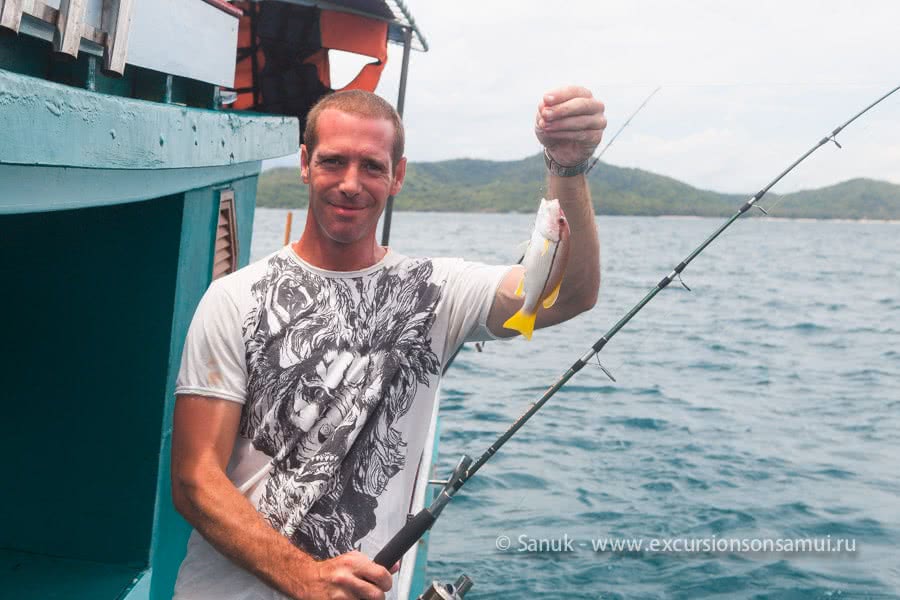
488, 86, 606, 337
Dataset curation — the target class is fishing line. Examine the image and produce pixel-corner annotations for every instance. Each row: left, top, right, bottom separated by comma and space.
458, 86, 657, 374
544, 86, 668, 373
588, 231, 698, 381
517, 86, 660, 264
586, 86, 661, 174
374, 84, 899, 571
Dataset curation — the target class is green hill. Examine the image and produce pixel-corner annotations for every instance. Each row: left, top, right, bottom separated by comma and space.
256, 154, 900, 219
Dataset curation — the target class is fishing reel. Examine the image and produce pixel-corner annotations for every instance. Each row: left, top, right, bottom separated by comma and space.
417, 574, 473, 600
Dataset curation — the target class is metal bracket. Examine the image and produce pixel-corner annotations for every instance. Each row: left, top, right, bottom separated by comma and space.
428, 458, 472, 488
445, 455, 472, 492
428, 455, 473, 518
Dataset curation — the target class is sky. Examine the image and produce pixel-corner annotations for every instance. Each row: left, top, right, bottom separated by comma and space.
265, 0, 900, 194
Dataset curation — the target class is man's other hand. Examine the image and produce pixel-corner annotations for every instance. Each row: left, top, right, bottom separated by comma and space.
534, 86, 607, 167
304, 550, 393, 600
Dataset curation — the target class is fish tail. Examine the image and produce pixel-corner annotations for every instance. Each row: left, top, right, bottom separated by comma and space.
503, 309, 537, 340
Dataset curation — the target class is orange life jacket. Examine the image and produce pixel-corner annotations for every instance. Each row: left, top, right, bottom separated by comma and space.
230, 1, 388, 134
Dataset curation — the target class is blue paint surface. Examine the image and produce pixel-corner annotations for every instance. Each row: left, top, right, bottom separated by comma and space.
0, 68, 298, 170
0, 549, 144, 600
0, 162, 261, 214
0, 197, 183, 592
149, 177, 260, 600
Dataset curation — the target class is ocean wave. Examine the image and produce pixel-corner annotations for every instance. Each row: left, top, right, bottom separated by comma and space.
606, 416, 670, 431
783, 322, 830, 332
641, 481, 677, 493
815, 467, 856, 480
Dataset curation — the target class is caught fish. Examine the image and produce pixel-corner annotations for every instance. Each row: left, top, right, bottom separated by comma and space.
503, 198, 570, 340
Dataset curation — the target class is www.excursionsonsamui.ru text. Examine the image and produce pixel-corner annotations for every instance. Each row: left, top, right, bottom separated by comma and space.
494, 534, 857, 554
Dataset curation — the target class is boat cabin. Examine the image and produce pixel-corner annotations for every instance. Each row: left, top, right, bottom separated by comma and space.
0, 0, 427, 598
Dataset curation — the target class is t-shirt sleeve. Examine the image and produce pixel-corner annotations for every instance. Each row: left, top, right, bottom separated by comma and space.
175, 279, 248, 404
438, 258, 514, 359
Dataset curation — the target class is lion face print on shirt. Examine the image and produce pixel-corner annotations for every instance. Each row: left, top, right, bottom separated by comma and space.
240, 253, 441, 558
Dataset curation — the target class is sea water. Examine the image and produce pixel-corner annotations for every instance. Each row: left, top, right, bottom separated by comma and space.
252, 210, 900, 599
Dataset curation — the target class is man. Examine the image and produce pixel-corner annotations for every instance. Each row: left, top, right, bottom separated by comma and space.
171, 86, 605, 600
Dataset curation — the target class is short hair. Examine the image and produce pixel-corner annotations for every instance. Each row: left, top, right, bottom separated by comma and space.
303, 90, 405, 169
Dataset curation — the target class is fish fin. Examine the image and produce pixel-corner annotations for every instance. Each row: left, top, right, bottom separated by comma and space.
503, 309, 537, 340
542, 279, 563, 309
541, 238, 550, 256
514, 275, 525, 298
515, 240, 530, 264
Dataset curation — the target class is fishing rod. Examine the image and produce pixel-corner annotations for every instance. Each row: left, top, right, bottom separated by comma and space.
375, 84, 900, 576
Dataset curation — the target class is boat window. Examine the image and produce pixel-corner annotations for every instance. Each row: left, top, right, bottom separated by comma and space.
213, 189, 239, 279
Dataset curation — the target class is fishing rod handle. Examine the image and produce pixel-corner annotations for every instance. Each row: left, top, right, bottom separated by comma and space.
373, 508, 436, 568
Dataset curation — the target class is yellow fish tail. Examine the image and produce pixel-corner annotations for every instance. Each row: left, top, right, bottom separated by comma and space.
503, 309, 537, 340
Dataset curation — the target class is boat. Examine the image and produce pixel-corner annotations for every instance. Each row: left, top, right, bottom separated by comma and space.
0, 0, 431, 598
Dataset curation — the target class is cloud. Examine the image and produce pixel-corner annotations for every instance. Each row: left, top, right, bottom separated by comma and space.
268, 0, 900, 193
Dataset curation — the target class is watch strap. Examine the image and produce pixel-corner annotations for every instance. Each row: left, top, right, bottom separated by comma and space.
543, 148, 590, 177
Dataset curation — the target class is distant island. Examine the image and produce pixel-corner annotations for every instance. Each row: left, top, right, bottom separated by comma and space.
257, 153, 900, 220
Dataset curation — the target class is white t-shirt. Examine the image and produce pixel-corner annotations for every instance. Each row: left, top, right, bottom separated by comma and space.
173, 246, 510, 599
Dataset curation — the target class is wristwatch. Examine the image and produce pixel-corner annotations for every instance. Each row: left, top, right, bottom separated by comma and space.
543, 148, 590, 177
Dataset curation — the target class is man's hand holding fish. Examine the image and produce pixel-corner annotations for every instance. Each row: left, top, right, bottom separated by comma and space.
487, 86, 606, 340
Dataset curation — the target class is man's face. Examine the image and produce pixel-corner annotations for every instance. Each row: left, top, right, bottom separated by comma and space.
301, 109, 406, 247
